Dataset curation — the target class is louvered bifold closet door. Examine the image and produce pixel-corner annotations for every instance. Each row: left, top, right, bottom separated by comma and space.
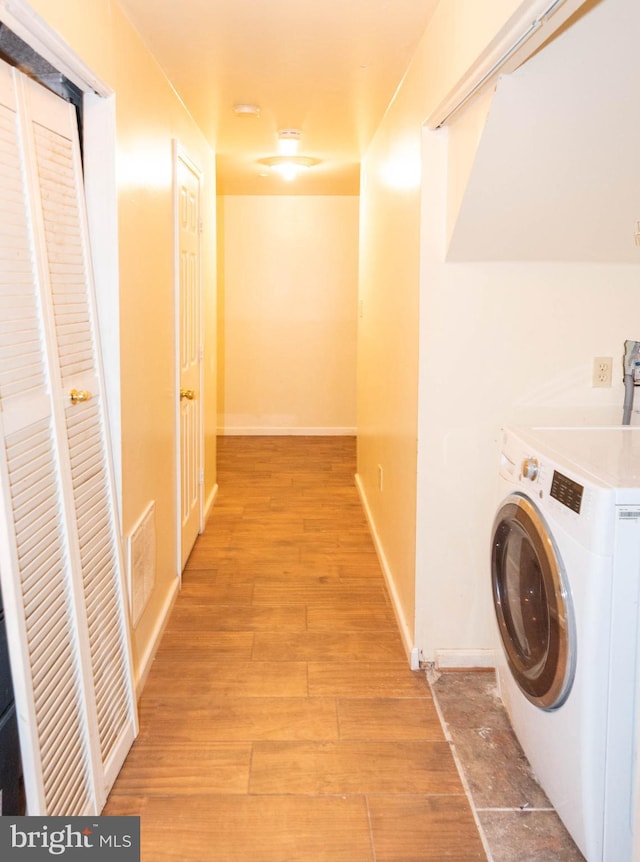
0, 60, 97, 817
0, 59, 137, 816
25, 75, 137, 795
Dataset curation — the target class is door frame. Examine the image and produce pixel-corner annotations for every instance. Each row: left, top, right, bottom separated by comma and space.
173, 140, 204, 577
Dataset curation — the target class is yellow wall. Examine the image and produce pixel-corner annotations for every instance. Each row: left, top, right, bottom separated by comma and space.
356, 0, 524, 653
27, 0, 217, 685
218, 195, 359, 434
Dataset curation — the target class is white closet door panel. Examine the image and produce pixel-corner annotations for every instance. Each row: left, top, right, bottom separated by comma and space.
24, 75, 137, 790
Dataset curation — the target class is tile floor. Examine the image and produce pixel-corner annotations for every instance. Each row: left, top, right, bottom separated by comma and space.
431, 671, 585, 861
106, 437, 587, 860
105, 437, 486, 860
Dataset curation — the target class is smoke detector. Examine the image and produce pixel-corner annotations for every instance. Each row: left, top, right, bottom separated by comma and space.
233, 103, 261, 117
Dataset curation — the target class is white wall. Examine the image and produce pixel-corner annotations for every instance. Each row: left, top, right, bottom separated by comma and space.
218, 195, 359, 435
415, 0, 640, 665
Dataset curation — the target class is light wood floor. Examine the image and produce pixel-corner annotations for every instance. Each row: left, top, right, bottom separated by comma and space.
105, 436, 486, 861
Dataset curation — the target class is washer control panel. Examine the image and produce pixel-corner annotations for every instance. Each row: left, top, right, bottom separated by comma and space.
521, 457, 539, 481
550, 470, 584, 514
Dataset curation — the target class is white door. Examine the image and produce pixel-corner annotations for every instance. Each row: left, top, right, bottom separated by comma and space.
175, 146, 203, 571
0, 61, 137, 815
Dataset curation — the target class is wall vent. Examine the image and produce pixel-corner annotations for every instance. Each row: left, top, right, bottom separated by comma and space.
127, 502, 156, 628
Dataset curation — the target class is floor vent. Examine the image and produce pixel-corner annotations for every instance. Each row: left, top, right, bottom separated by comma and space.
127, 502, 156, 627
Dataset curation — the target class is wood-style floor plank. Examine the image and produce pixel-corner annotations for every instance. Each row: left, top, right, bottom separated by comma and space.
137, 697, 339, 742
337, 697, 444, 740
142, 660, 309, 698
252, 630, 406, 662
166, 602, 307, 632
368, 795, 487, 861
134, 795, 375, 862
153, 631, 255, 662
308, 661, 429, 697
111, 742, 251, 796
249, 740, 462, 795
105, 436, 485, 861
307, 604, 398, 630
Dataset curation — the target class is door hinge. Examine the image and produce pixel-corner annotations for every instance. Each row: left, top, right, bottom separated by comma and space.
199, 220, 204, 234
199, 346, 204, 362
199, 469, 204, 485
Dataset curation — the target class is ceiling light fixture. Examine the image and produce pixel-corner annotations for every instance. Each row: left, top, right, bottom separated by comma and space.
233, 103, 261, 117
277, 129, 302, 156
258, 155, 319, 182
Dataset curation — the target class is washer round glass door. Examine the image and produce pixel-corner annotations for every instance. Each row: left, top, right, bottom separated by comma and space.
491, 493, 575, 710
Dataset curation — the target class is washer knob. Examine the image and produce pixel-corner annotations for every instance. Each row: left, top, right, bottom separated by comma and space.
522, 457, 539, 481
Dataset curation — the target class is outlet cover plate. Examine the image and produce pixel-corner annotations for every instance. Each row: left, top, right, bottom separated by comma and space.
592, 356, 613, 388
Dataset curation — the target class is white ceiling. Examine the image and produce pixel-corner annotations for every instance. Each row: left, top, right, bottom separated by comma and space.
117, 0, 439, 194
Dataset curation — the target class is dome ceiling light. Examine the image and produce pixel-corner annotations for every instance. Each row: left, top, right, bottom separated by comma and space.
258, 129, 319, 181
277, 129, 302, 156
258, 155, 320, 182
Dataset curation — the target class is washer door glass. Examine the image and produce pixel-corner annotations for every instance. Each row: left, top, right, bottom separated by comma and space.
491, 493, 575, 710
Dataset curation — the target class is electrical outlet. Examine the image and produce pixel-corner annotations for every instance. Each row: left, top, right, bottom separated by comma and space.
592, 356, 613, 388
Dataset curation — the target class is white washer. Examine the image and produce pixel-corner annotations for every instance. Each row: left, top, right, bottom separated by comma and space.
491, 426, 640, 862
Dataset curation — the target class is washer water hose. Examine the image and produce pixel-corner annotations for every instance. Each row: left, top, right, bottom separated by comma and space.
622, 340, 640, 425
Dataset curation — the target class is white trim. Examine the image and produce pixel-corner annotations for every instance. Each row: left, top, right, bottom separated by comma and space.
427, 0, 588, 128
355, 473, 414, 663
83, 92, 122, 514
435, 649, 497, 670
203, 482, 218, 528
218, 426, 357, 436
134, 576, 180, 700
410, 647, 421, 671
0, 0, 110, 95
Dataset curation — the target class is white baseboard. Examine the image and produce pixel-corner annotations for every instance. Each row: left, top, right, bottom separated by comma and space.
410, 646, 421, 670
217, 426, 356, 436
203, 482, 218, 527
435, 649, 497, 670
355, 473, 415, 664
134, 576, 180, 699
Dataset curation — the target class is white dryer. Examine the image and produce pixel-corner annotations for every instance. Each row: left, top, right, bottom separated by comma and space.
491, 426, 640, 861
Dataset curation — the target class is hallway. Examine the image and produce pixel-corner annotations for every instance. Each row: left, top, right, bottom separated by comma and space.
105, 436, 486, 860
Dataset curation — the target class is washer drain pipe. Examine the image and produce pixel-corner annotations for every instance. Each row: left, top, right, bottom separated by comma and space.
622, 340, 640, 425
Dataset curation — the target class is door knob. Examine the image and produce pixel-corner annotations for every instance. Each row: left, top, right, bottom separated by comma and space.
69, 389, 91, 404
180, 388, 195, 400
